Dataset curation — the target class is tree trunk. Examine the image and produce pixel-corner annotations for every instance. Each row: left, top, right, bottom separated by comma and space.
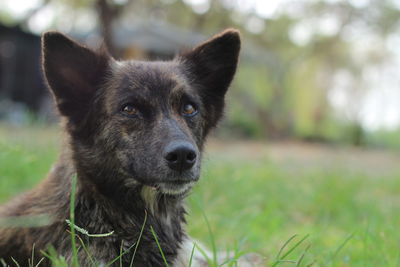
96, 0, 119, 56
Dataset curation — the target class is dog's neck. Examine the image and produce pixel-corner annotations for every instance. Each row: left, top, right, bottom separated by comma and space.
47, 152, 187, 265
71, 159, 186, 219
74, 167, 187, 216
45, 133, 189, 264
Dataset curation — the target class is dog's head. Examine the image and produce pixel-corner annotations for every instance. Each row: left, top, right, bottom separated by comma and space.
42, 30, 240, 198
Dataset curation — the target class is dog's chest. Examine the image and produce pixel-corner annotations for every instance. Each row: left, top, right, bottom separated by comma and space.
71, 206, 185, 266
120, 214, 184, 266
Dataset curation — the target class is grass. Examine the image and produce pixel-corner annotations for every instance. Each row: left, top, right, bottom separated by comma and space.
69, 174, 79, 267
1, 123, 400, 266
150, 226, 170, 267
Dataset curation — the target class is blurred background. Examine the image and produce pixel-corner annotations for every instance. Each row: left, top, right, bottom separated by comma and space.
1, 0, 400, 146
1, 0, 400, 265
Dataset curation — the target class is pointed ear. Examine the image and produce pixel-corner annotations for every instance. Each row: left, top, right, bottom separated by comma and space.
42, 31, 109, 122
180, 29, 240, 98
179, 29, 240, 129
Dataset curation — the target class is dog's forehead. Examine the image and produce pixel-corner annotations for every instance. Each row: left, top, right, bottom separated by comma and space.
103, 60, 194, 113
110, 60, 188, 94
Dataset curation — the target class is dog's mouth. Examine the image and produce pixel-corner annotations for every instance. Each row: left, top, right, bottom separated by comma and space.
124, 174, 198, 197
125, 164, 199, 197
149, 180, 196, 197
162, 181, 196, 196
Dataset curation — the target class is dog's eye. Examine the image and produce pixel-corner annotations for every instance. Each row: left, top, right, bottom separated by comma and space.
121, 104, 139, 116
182, 103, 198, 117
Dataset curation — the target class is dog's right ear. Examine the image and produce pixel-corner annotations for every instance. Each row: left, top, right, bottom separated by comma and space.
42, 32, 109, 122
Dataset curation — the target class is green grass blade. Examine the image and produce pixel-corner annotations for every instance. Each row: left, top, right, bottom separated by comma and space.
105, 242, 136, 267
41, 247, 68, 267
65, 219, 114, 238
306, 260, 316, 266
194, 243, 213, 266
218, 257, 238, 267
276, 260, 296, 263
0, 214, 51, 228
331, 233, 354, 261
276, 234, 297, 261
271, 234, 298, 267
34, 257, 45, 267
29, 243, 35, 267
271, 234, 310, 267
40, 249, 54, 262
120, 241, 123, 267
219, 247, 247, 267
150, 225, 169, 267
281, 234, 309, 260
201, 209, 217, 265
11, 257, 20, 267
188, 243, 196, 267
75, 233, 96, 266
69, 174, 79, 267
130, 211, 148, 267
107, 211, 148, 267
296, 244, 311, 267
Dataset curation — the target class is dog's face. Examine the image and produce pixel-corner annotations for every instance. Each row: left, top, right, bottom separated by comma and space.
42, 30, 240, 198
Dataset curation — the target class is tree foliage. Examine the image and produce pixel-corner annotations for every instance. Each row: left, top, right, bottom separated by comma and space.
2, 0, 400, 145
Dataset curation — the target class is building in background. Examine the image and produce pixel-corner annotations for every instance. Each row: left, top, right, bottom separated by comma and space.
0, 21, 205, 122
0, 24, 46, 121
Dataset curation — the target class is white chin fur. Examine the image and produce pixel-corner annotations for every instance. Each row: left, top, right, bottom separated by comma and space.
158, 182, 195, 196
141, 182, 195, 214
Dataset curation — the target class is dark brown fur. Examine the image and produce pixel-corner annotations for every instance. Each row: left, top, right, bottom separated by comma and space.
0, 29, 240, 266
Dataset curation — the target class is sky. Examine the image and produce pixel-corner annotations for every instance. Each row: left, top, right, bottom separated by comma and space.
2, 0, 400, 131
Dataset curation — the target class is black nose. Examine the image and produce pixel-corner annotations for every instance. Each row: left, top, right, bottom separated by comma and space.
164, 142, 197, 172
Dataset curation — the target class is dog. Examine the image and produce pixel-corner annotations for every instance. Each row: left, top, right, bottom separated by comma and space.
0, 29, 260, 266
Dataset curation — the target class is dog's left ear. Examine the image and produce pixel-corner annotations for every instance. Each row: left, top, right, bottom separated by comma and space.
180, 29, 241, 127
42, 31, 109, 124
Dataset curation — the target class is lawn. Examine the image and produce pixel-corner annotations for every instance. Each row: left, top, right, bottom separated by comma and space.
1, 124, 400, 266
